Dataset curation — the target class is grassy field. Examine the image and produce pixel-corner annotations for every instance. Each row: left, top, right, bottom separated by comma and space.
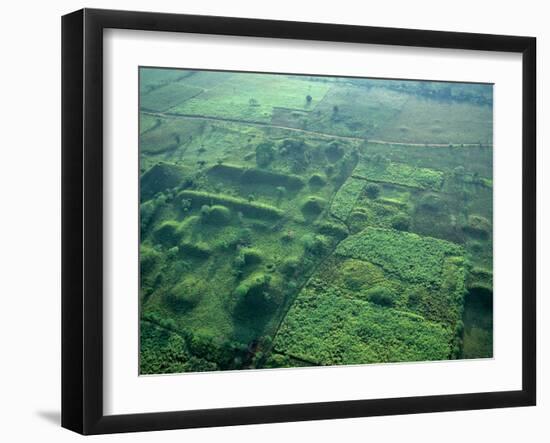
373, 96, 493, 144
170, 73, 331, 123
141, 81, 203, 112
138, 67, 493, 374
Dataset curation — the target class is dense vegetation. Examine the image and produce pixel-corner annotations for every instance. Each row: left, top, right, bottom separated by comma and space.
138, 67, 493, 374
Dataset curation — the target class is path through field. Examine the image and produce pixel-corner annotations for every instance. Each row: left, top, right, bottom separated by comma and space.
143, 110, 493, 148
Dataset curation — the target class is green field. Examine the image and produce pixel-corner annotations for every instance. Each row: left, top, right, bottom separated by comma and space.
139, 67, 493, 374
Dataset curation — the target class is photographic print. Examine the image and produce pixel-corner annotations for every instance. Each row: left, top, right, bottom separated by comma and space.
138, 67, 493, 375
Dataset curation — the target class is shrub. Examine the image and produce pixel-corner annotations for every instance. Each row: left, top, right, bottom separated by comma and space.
276, 186, 287, 200
365, 183, 381, 199
418, 193, 443, 212
462, 215, 491, 239
140, 246, 160, 275
452, 166, 465, 180
281, 230, 295, 243
469, 240, 483, 254
303, 234, 330, 256
324, 142, 344, 162
181, 198, 191, 212
263, 353, 293, 369
280, 139, 306, 155
280, 257, 300, 277
407, 289, 425, 308
233, 253, 246, 270
348, 209, 369, 234
364, 286, 397, 307
391, 213, 411, 231
140, 200, 157, 229
255, 142, 275, 168
188, 334, 218, 360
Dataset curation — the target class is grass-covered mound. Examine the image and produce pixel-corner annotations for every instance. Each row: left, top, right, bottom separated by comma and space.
153, 220, 183, 246
208, 164, 305, 190
200, 204, 232, 225
177, 190, 283, 220
141, 163, 190, 200
241, 168, 305, 190
164, 276, 206, 312
315, 221, 348, 240
301, 196, 327, 216
309, 173, 327, 187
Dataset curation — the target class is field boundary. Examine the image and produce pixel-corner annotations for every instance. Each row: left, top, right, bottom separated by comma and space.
142, 110, 493, 148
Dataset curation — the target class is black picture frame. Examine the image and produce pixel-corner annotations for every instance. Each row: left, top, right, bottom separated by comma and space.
62, 8, 536, 435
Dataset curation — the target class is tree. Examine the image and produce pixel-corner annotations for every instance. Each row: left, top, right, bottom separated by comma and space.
365, 183, 381, 199
255, 142, 275, 168
391, 214, 411, 231
453, 166, 465, 180
364, 286, 396, 307
181, 198, 191, 212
